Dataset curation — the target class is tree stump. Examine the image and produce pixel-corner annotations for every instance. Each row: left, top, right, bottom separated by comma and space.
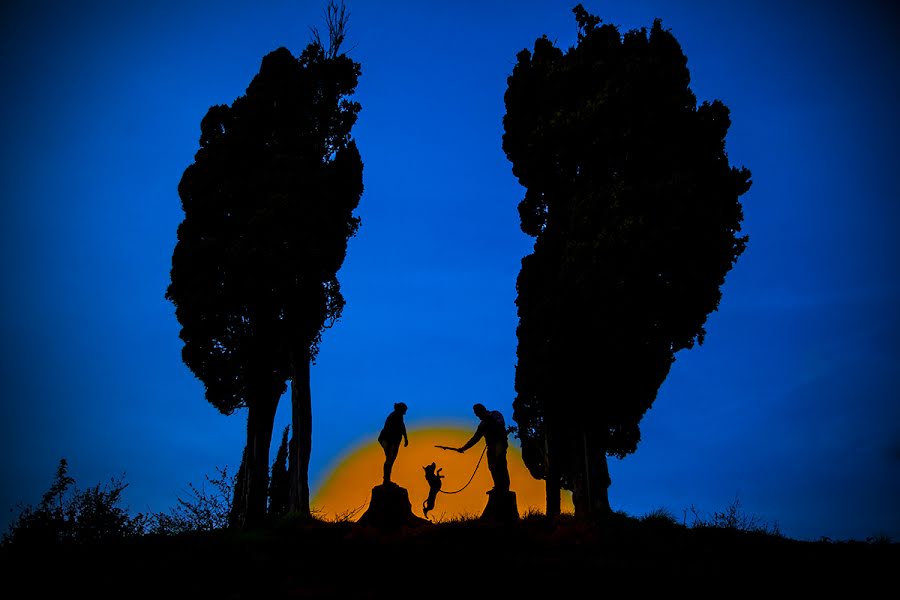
480, 489, 519, 523
358, 483, 431, 529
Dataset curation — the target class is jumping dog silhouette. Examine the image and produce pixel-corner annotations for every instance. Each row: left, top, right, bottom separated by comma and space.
422, 462, 444, 519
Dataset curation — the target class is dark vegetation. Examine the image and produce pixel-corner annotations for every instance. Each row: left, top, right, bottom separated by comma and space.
506, 5, 751, 519
165, 0, 362, 528
5, 5, 896, 595
2, 460, 895, 597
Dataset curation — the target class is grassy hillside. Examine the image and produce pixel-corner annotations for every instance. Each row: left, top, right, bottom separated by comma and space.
3, 511, 896, 598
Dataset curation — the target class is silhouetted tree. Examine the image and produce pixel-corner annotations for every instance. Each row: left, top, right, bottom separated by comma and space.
269, 425, 290, 517
504, 5, 751, 518
229, 448, 248, 528
276, 2, 362, 518
167, 3, 362, 525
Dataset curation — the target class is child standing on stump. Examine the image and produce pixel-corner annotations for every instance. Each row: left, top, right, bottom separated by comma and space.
378, 402, 408, 485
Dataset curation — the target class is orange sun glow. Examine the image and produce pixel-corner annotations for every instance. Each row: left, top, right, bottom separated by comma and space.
311, 426, 573, 521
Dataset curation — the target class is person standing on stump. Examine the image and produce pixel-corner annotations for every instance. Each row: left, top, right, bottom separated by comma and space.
378, 402, 408, 485
454, 403, 510, 494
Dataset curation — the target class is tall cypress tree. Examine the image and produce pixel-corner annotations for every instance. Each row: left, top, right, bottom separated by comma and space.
504, 5, 751, 517
168, 2, 362, 526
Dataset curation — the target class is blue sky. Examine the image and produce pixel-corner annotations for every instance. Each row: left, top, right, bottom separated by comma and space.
1, 0, 897, 542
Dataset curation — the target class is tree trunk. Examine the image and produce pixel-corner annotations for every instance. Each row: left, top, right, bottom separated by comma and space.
240, 393, 279, 528
228, 447, 247, 528
544, 432, 561, 518
581, 429, 611, 517
572, 428, 587, 517
288, 347, 312, 517
586, 448, 611, 516
572, 428, 611, 518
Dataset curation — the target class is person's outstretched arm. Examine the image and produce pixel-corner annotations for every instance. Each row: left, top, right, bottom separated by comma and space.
457, 426, 484, 453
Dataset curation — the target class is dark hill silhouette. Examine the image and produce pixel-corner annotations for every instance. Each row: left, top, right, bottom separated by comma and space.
2, 513, 895, 597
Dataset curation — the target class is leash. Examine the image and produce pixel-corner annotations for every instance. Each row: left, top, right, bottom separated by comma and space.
433, 444, 487, 494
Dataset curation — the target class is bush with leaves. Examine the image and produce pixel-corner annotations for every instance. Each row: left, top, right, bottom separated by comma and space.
150, 466, 236, 534
2, 459, 148, 548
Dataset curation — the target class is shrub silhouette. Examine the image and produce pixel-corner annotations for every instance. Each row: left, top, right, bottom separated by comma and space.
150, 465, 237, 534
2, 459, 147, 547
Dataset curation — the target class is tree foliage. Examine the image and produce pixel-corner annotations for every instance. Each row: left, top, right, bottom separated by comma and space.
167, 40, 362, 412
504, 5, 751, 515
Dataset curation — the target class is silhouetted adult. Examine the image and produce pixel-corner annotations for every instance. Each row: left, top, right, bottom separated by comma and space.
455, 403, 510, 493
378, 402, 408, 485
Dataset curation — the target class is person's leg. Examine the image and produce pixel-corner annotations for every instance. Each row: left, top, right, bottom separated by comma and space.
485, 446, 496, 491
486, 443, 506, 492
495, 444, 510, 491
488, 442, 510, 492
383, 441, 399, 483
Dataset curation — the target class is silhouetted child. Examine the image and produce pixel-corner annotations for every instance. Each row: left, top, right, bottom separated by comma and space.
422, 462, 444, 519
378, 402, 408, 485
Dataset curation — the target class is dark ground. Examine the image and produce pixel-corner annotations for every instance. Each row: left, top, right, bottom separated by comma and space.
2, 513, 896, 598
